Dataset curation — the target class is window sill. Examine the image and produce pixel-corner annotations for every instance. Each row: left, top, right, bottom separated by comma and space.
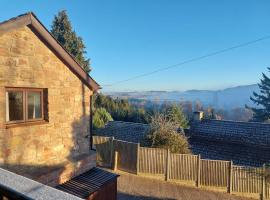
5, 120, 49, 129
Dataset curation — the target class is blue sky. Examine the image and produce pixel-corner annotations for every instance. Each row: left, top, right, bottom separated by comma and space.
1, 0, 270, 92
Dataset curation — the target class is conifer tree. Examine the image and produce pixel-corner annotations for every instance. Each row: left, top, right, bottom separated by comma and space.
248, 67, 270, 122
51, 10, 91, 73
167, 104, 189, 128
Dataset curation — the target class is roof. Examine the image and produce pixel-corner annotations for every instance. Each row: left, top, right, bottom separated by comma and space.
56, 167, 119, 199
189, 119, 270, 149
0, 167, 81, 200
95, 121, 150, 143
190, 138, 270, 167
189, 119, 270, 167
96, 120, 270, 167
0, 12, 100, 92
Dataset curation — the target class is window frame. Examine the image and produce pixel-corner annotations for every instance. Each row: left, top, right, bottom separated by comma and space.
5, 87, 45, 125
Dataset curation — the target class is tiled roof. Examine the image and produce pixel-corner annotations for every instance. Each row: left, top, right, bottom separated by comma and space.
189, 119, 270, 167
95, 121, 149, 143
96, 120, 270, 167
190, 138, 270, 167
189, 119, 270, 148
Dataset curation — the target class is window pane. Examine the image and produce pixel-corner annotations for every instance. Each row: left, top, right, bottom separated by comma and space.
6, 91, 24, 121
28, 92, 42, 119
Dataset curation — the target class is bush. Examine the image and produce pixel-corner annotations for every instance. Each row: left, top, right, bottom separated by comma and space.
166, 104, 189, 128
143, 113, 191, 154
93, 107, 113, 129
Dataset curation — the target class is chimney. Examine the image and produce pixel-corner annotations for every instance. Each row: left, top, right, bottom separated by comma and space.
193, 111, 204, 121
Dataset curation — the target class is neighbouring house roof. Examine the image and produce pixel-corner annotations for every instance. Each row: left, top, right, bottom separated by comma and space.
95, 121, 150, 143
189, 119, 270, 149
96, 120, 270, 167
189, 119, 270, 167
56, 167, 119, 199
0, 12, 100, 92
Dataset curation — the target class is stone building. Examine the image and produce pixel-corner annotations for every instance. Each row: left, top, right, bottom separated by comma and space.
0, 12, 118, 199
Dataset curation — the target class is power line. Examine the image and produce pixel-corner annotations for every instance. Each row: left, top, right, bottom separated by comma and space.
102, 35, 270, 87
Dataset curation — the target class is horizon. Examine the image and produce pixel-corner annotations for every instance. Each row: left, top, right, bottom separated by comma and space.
1, 1, 270, 92
104, 83, 258, 93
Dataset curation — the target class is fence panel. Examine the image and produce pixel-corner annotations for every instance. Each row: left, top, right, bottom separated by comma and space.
169, 154, 198, 183
200, 159, 230, 188
232, 166, 262, 194
266, 182, 270, 199
139, 147, 167, 175
114, 139, 139, 174
92, 136, 113, 167
93, 136, 268, 199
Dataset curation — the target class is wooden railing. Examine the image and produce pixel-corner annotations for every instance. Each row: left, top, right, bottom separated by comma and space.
93, 136, 270, 199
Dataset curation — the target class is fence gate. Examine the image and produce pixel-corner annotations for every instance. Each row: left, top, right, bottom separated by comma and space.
93, 136, 114, 168
114, 139, 139, 174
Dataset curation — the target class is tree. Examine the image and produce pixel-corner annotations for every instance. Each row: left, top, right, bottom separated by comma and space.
203, 107, 217, 120
93, 108, 113, 130
248, 68, 270, 122
93, 93, 148, 123
229, 108, 253, 121
143, 114, 191, 154
51, 10, 91, 73
194, 101, 203, 111
166, 104, 189, 128
181, 101, 193, 119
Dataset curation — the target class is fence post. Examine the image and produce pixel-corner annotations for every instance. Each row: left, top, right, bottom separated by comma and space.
110, 137, 115, 169
227, 160, 233, 193
165, 148, 170, 181
114, 151, 118, 171
196, 154, 201, 187
136, 143, 140, 175
261, 164, 266, 200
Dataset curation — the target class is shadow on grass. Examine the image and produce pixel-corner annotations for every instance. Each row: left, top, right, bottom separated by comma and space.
118, 192, 176, 200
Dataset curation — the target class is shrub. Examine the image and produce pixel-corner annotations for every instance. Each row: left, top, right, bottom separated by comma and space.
166, 104, 189, 128
143, 113, 191, 154
93, 107, 113, 129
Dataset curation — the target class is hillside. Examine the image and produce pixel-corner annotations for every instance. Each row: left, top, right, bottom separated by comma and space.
105, 84, 259, 109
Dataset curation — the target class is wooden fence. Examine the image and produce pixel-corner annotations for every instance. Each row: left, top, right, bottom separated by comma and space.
92, 136, 114, 168
200, 159, 230, 189
93, 136, 269, 199
114, 139, 139, 174
139, 147, 167, 176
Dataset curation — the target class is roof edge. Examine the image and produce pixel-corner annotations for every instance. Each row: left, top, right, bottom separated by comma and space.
0, 12, 101, 92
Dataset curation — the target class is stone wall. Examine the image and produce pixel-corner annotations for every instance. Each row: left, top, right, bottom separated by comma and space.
0, 26, 95, 178
189, 119, 270, 149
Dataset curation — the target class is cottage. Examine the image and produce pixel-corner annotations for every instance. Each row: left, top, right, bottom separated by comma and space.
0, 12, 118, 199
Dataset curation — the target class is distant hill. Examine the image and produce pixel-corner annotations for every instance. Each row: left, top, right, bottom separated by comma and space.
105, 84, 260, 109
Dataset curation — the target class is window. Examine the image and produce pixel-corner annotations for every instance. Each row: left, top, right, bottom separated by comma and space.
6, 88, 46, 124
